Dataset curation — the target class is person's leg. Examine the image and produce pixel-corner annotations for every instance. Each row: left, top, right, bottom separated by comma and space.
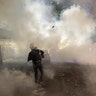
39, 65, 43, 82
33, 66, 38, 83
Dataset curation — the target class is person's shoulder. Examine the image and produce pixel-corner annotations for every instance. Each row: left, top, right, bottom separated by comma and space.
29, 50, 32, 54
35, 48, 44, 53
35, 49, 40, 51
37, 48, 42, 51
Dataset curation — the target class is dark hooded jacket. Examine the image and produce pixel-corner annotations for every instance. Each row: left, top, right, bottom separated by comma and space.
28, 49, 44, 62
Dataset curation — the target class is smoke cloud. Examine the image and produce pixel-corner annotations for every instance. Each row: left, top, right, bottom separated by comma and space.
0, 0, 96, 64
0, 69, 35, 96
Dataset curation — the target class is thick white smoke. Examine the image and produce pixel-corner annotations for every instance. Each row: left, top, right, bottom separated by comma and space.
0, 69, 36, 96
0, 0, 96, 64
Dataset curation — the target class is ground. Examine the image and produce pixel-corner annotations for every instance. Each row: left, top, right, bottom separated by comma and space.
0, 62, 96, 96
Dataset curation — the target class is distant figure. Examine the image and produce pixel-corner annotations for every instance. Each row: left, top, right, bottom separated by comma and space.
27, 43, 44, 83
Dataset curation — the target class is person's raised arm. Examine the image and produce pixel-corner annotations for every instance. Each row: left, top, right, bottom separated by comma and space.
40, 50, 44, 58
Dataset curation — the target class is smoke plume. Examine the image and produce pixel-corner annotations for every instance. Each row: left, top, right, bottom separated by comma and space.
0, 69, 36, 96
0, 0, 96, 64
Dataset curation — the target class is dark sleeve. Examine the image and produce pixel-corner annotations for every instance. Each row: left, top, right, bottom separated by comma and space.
27, 52, 32, 61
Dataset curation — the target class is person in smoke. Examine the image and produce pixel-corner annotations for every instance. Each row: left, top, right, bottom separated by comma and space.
27, 43, 44, 83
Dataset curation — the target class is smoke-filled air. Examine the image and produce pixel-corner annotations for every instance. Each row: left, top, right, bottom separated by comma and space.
1, 0, 96, 96
0, 0, 96, 64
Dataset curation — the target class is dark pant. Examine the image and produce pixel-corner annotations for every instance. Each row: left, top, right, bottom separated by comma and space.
33, 61, 43, 83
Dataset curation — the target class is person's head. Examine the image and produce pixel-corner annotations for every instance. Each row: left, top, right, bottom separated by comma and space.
30, 43, 35, 50
34, 46, 37, 49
